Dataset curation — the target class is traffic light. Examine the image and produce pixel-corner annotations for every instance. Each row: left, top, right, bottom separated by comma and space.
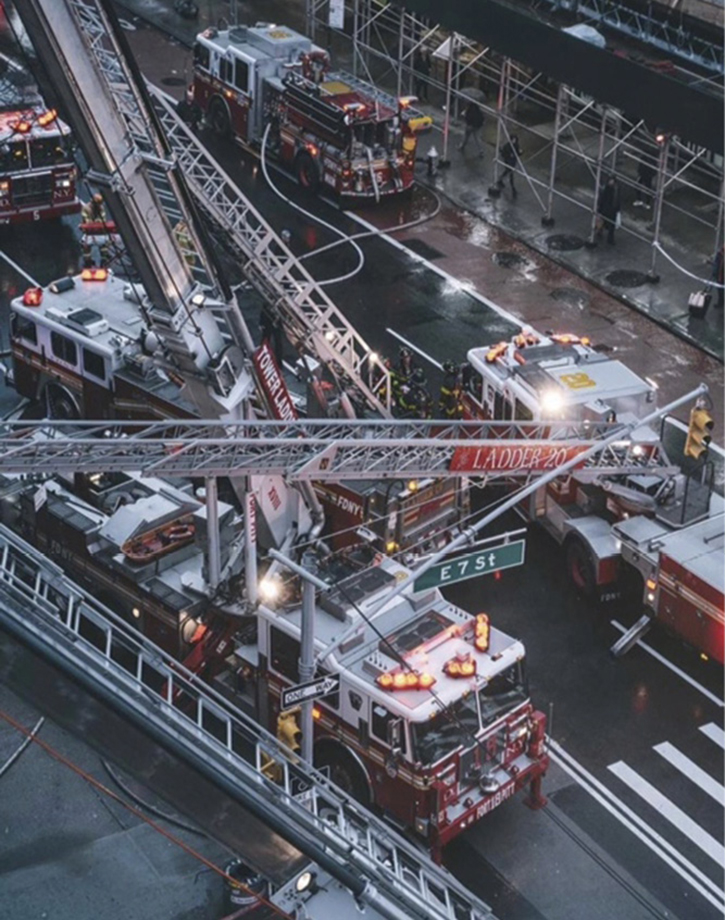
277, 709, 302, 755
684, 406, 714, 460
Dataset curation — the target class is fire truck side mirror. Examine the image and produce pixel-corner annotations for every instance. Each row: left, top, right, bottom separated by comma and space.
387, 717, 403, 753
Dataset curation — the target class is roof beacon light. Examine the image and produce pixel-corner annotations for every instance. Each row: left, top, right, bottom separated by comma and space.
377, 670, 436, 692
22, 287, 43, 307
474, 613, 491, 653
37, 109, 58, 127
81, 267, 109, 282
444, 654, 477, 678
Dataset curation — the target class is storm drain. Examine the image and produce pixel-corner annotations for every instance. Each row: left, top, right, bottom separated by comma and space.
549, 287, 590, 309
605, 270, 649, 289
403, 239, 445, 261
493, 251, 525, 268
546, 234, 586, 252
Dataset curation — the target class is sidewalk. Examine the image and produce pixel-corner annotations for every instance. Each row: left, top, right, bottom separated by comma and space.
115, 0, 724, 363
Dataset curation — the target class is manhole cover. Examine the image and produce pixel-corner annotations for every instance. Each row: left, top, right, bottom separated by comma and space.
605, 270, 649, 289
161, 76, 188, 87
546, 234, 585, 252
549, 287, 590, 308
402, 239, 445, 261
493, 251, 525, 268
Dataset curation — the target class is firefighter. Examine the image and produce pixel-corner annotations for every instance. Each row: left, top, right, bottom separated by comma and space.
80, 193, 110, 268
397, 346, 415, 384
173, 219, 195, 268
439, 361, 463, 419
398, 367, 433, 419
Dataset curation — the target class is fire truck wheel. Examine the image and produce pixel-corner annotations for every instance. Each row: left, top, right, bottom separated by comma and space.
565, 537, 596, 597
295, 152, 320, 193
44, 383, 80, 421
315, 744, 371, 807
208, 98, 231, 137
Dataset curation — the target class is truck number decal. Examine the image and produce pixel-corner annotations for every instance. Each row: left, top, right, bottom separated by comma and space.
559, 372, 596, 390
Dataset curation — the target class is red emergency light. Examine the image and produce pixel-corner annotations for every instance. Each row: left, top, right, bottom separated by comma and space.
444, 654, 477, 678
81, 267, 109, 281
22, 287, 43, 307
37, 109, 58, 127
473, 613, 490, 653
11, 120, 32, 134
377, 670, 436, 692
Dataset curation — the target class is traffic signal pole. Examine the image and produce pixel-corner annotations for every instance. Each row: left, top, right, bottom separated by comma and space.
320, 384, 708, 666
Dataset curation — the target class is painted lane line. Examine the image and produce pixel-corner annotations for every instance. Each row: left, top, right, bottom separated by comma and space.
610, 620, 724, 708
701, 723, 725, 750
654, 742, 724, 804
608, 761, 724, 866
549, 739, 724, 911
385, 328, 443, 370
347, 212, 525, 329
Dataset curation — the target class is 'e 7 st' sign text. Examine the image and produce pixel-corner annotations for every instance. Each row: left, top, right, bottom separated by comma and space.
414, 540, 526, 591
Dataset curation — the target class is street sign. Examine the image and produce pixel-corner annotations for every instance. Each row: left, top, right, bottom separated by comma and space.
281, 674, 341, 710
414, 540, 526, 591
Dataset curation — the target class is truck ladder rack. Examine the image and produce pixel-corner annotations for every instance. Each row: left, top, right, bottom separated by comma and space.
0, 418, 679, 482
0, 525, 495, 920
149, 87, 392, 417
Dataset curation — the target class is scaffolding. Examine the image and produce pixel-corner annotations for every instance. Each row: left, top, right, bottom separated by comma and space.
305, 1, 724, 285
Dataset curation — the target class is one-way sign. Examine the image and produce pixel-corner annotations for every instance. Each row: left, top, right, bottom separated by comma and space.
281, 674, 340, 710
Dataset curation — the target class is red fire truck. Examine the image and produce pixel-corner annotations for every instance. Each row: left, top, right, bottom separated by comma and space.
189, 22, 427, 200
232, 545, 548, 862
0, 53, 78, 224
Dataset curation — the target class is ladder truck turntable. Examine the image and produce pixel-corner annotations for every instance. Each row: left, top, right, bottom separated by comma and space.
189, 21, 428, 201
460, 327, 724, 660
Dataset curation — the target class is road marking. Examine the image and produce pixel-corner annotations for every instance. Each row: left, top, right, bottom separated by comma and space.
347, 212, 524, 329
610, 620, 724, 708
549, 739, 724, 913
701, 723, 725, 750
608, 760, 724, 865
385, 327, 443, 370
654, 742, 724, 803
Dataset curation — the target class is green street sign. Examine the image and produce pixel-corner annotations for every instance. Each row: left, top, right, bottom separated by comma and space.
414, 540, 526, 591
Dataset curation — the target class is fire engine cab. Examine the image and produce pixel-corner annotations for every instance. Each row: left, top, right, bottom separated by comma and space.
229, 546, 548, 863
189, 23, 425, 200
462, 329, 657, 425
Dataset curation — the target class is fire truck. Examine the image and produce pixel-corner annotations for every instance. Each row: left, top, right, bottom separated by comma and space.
459, 328, 725, 654
235, 544, 548, 863
189, 22, 427, 200
0, 52, 78, 224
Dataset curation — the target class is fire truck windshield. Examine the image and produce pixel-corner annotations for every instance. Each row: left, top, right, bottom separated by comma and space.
0, 140, 28, 172
411, 662, 528, 765
30, 136, 69, 167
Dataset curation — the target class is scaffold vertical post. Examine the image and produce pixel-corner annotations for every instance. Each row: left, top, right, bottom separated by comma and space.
588, 105, 609, 246
543, 83, 566, 226
648, 133, 670, 282
441, 32, 456, 165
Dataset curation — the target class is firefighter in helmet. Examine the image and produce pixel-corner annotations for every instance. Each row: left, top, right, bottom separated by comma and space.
398, 367, 433, 419
439, 360, 463, 419
174, 219, 196, 268
80, 193, 110, 268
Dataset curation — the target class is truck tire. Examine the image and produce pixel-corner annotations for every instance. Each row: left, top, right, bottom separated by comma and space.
45, 383, 80, 421
295, 151, 320, 192
565, 537, 596, 597
315, 743, 371, 808
208, 97, 231, 137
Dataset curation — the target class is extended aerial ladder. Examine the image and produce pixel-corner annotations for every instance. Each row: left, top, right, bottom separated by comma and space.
0, 523, 496, 920
16, 0, 391, 419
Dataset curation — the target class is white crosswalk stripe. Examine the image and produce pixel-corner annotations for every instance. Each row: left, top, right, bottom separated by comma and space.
654, 742, 725, 804
608, 761, 724, 865
700, 723, 725, 750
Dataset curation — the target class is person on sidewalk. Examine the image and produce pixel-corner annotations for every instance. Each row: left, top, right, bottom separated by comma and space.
596, 176, 621, 245
634, 156, 655, 209
458, 101, 485, 157
497, 134, 522, 197
413, 48, 431, 102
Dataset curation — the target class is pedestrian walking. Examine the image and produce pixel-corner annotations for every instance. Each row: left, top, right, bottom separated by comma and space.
458, 101, 485, 157
634, 156, 655, 209
497, 134, 522, 197
413, 48, 431, 102
596, 176, 621, 245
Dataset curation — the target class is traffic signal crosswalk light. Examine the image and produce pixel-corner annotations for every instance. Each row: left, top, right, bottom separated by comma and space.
684, 407, 714, 460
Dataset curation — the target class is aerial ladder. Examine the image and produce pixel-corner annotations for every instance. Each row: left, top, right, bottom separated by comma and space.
0, 523, 496, 920
16, 0, 391, 420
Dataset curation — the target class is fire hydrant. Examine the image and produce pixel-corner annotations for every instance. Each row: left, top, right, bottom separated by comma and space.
427, 146, 439, 177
